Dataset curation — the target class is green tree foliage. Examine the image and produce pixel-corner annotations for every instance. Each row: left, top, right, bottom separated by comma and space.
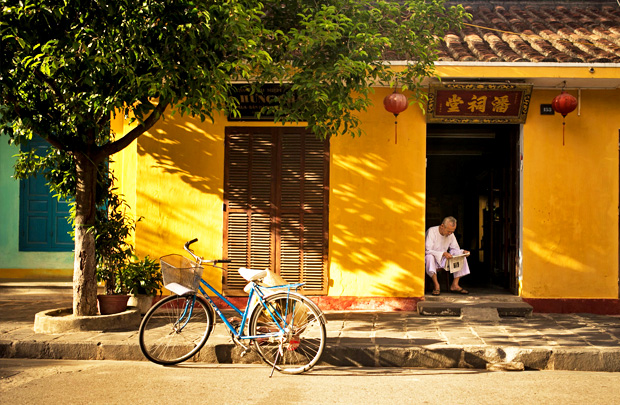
1, 0, 467, 315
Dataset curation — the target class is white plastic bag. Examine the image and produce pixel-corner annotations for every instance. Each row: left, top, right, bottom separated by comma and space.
246, 269, 286, 312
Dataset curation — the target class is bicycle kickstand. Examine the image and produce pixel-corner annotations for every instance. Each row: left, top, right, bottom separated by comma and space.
269, 342, 285, 378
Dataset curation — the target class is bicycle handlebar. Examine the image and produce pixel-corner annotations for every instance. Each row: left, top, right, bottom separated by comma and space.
183, 238, 231, 265
184, 238, 199, 251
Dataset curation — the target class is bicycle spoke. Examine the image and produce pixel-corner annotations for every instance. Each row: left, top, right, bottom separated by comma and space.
139, 295, 213, 365
249, 293, 326, 374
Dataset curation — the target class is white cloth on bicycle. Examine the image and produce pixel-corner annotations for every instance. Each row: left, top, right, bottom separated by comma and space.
246, 269, 290, 313
165, 282, 195, 296
238, 267, 267, 281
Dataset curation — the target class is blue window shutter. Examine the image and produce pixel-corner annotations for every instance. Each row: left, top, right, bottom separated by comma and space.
18, 136, 73, 252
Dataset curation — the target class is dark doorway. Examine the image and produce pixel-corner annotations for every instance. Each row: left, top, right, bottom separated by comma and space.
426, 124, 520, 293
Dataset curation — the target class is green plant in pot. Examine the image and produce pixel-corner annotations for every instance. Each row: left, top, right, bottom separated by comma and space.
125, 255, 163, 315
95, 189, 137, 315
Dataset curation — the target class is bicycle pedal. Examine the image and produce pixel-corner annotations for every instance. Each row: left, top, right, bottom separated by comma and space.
232, 336, 251, 354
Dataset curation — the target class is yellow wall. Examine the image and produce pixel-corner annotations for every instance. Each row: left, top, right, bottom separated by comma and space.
522, 89, 619, 299
117, 89, 428, 297
110, 112, 140, 248
431, 64, 620, 299
329, 87, 427, 297
132, 116, 228, 290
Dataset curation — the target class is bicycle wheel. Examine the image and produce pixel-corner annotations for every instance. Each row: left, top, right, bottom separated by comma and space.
139, 294, 213, 365
249, 292, 326, 374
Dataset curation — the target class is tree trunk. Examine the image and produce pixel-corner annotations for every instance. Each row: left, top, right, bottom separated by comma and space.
73, 153, 99, 316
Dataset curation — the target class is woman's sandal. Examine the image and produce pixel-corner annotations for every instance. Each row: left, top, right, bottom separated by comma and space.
432, 289, 441, 296
450, 287, 469, 295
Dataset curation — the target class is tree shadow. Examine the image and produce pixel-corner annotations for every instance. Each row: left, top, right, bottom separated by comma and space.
137, 115, 224, 195
328, 101, 428, 297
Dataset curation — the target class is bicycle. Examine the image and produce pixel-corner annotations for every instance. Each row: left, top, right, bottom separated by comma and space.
138, 238, 327, 375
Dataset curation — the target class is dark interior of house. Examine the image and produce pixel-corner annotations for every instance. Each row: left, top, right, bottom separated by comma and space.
425, 124, 520, 293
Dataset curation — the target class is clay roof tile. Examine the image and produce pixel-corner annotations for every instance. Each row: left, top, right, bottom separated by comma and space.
440, 1, 620, 63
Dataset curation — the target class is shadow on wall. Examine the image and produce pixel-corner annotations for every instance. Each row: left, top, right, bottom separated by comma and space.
520, 90, 618, 298
133, 105, 428, 297
329, 146, 426, 297
137, 117, 224, 194
133, 115, 226, 281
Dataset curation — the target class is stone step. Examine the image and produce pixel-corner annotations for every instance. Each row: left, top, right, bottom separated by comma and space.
0, 280, 73, 296
417, 300, 533, 317
0, 279, 107, 298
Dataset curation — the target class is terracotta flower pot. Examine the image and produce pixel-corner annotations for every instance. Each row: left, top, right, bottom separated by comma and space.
97, 294, 130, 315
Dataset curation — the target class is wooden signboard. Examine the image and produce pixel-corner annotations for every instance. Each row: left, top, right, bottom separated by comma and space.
426, 82, 533, 124
228, 84, 288, 121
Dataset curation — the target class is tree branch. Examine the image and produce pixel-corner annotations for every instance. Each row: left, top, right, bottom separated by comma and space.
95, 100, 170, 161
34, 70, 67, 105
42, 133, 69, 151
3, 94, 71, 151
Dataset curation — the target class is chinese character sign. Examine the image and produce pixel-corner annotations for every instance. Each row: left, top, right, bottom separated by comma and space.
427, 83, 533, 124
446, 94, 464, 112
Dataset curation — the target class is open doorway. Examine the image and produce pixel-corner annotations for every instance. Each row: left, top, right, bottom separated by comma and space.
426, 124, 520, 294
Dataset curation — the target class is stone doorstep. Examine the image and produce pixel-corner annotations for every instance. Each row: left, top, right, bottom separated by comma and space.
417, 301, 534, 317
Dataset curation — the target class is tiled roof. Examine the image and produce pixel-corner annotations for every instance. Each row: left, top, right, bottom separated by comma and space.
439, 1, 620, 62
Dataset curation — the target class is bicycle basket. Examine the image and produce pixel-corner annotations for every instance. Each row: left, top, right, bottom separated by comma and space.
160, 254, 204, 291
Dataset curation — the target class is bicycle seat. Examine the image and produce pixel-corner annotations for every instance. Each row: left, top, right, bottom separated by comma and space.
238, 267, 267, 282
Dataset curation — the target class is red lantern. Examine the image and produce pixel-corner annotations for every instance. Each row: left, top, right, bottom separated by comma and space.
551, 91, 578, 145
383, 91, 408, 144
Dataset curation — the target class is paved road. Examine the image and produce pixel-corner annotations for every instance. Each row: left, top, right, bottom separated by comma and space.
2, 359, 620, 404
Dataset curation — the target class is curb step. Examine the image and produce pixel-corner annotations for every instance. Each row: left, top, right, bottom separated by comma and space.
0, 282, 74, 297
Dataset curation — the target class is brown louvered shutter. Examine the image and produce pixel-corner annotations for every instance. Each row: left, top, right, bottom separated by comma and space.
224, 129, 275, 292
278, 129, 328, 294
224, 127, 329, 295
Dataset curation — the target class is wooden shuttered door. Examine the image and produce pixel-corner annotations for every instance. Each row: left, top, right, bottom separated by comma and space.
224, 127, 329, 295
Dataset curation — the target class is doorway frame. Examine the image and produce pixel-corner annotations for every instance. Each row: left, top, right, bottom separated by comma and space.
424, 123, 523, 294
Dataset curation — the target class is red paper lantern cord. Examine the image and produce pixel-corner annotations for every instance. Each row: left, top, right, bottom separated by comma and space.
383, 91, 408, 144
551, 91, 578, 146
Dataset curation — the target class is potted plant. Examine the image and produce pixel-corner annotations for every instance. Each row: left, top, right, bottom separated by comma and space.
125, 255, 163, 314
95, 189, 137, 315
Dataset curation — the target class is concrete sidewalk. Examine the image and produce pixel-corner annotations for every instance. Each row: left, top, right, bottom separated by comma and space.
1, 291, 620, 372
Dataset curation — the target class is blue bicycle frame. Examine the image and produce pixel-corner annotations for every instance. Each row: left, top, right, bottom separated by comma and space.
189, 276, 305, 341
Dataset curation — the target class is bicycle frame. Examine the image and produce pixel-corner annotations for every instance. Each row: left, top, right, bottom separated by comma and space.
190, 263, 305, 341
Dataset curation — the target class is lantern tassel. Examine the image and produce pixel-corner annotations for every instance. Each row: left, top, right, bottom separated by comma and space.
562, 119, 566, 146
394, 116, 398, 144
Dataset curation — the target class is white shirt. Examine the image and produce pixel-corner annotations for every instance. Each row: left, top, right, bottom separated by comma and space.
425, 226, 461, 265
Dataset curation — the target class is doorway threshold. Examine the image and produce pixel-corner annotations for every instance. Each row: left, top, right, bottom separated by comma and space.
419, 288, 532, 317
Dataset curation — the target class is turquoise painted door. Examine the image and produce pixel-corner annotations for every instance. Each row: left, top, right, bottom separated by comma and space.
19, 137, 73, 252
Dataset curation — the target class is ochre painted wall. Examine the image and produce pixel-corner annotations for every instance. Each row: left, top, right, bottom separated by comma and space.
521, 89, 619, 299
110, 114, 138, 247
132, 115, 229, 291
329, 87, 427, 297
6, 63, 619, 304
118, 88, 428, 297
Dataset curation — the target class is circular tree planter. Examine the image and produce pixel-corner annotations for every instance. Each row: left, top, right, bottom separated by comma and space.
34, 307, 140, 334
